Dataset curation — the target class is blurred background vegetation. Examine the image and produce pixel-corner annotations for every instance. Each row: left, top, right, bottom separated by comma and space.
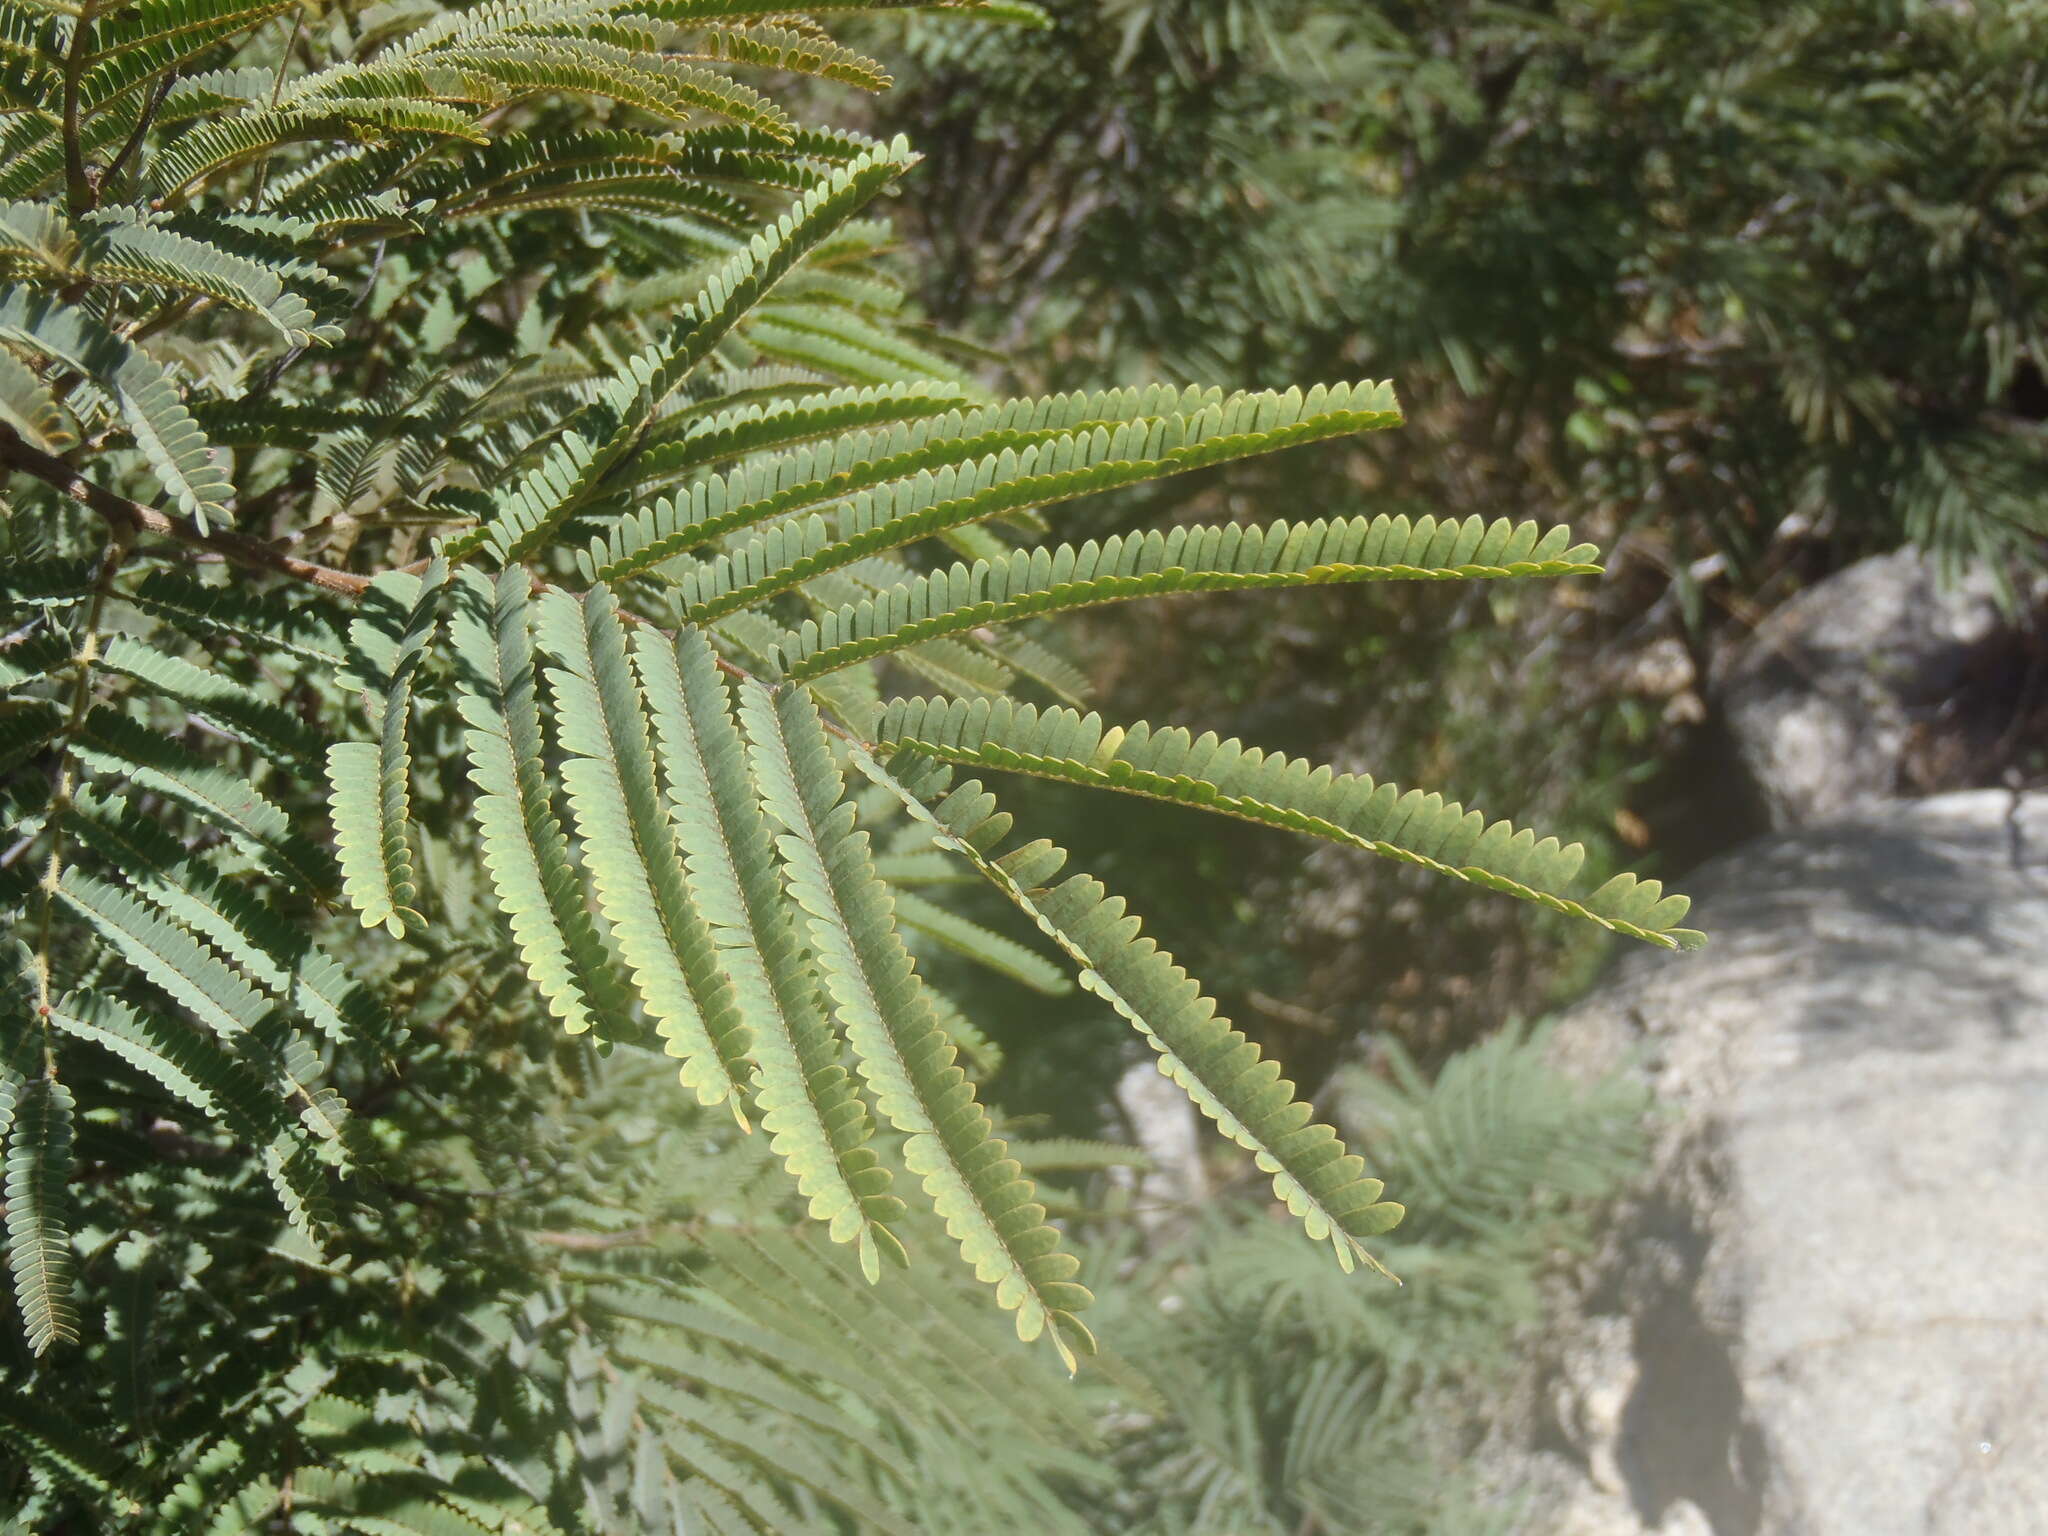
836, 0, 2048, 1117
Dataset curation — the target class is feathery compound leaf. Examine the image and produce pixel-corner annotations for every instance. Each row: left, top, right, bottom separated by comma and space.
79, 215, 337, 348
127, 567, 347, 665
3, 1069, 76, 1354
870, 698, 1704, 949
535, 587, 754, 1118
62, 788, 395, 1054
466, 137, 917, 564
46, 990, 280, 1149
329, 562, 446, 938
0, 290, 233, 531
0, 346, 73, 453
634, 623, 906, 1277
737, 678, 1092, 1366
73, 708, 339, 893
584, 380, 1232, 582
656, 381, 1405, 619
890, 890, 1070, 995
849, 749, 1406, 1275
98, 634, 327, 770
780, 514, 1601, 679
450, 567, 634, 1040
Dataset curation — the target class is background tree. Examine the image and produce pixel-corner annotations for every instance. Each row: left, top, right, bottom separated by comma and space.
868, 0, 2048, 1093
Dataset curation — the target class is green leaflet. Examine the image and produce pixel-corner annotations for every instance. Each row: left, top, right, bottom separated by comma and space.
0, 289, 233, 532
535, 586, 755, 1118
624, 379, 975, 491
62, 787, 395, 1055
660, 381, 1406, 621
98, 634, 327, 770
583, 381, 1230, 582
150, 100, 492, 200
737, 677, 1093, 1367
890, 889, 1071, 995
779, 513, 1603, 680
633, 623, 907, 1278
329, 561, 447, 939
850, 749, 1406, 1275
79, 215, 337, 348
689, 23, 891, 92
53, 869, 353, 1202
79, 0, 297, 117
73, 708, 338, 894
3, 1067, 76, 1355
449, 567, 635, 1041
0, 346, 72, 454
0, 1392, 140, 1512
125, 568, 348, 666
46, 989, 281, 1150
465, 137, 919, 565
870, 697, 1705, 950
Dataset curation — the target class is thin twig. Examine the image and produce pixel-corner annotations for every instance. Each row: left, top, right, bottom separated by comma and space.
103, 67, 176, 193
60, 0, 95, 219
0, 421, 376, 596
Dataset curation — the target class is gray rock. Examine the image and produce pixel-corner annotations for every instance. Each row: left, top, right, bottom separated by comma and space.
1546, 789, 2048, 1534
1114, 1056, 1209, 1239
1711, 551, 2006, 828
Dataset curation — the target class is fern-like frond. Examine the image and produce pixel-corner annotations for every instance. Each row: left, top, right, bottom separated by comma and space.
584, 380, 1229, 582
779, 515, 1600, 680
149, 100, 490, 202
79, 0, 296, 117
0, 290, 233, 530
689, 24, 892, 92
655, 382, 1405, 619
851, 750, 1407, 1274
627, 379, 974, 490
465, 136, 918, 564
0, 346, 73, 454
126, 568, 347, 665
450, 567, 635, 1041
869, 698, 1704, 949
46, 989, 281, 1150
80, 214, 337, 348
98, 634, 326, 770
536, 587, 755, 1117
2, 1066, 76, 1354
0, 1392, 140, 1513
737, 676, 1093, 1366
73, 708, 338, 893
634, 623, 909, 1277
54, 870, 353, 1216
891, 889, 1070, 995
63, 787, 393, 1054
330, 564, 446, 938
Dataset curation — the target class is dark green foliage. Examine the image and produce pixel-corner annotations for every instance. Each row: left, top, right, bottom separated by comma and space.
883, 0, 2048, 579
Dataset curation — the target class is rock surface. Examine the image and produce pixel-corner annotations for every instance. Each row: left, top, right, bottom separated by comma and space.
1540, 789, 2048, 1534
1710, 551, 2008, 828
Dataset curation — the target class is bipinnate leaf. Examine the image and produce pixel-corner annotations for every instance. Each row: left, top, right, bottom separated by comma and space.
634, 624, 906, 1279
850, 749, 1407, 1276
450, 567, 635, 1040
328, 562, 447, 938
738, 678, 1092, 1367
535, 586, 754, 1119
871, 697, 1704, 950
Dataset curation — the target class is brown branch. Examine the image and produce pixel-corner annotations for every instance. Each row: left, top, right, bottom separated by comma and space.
0, 421, 375, 596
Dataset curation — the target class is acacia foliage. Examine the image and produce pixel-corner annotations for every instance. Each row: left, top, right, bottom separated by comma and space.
0, 0, 1694, 1526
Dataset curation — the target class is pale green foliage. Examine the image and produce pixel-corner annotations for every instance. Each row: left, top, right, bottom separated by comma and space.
0, 0, 1692, 1523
